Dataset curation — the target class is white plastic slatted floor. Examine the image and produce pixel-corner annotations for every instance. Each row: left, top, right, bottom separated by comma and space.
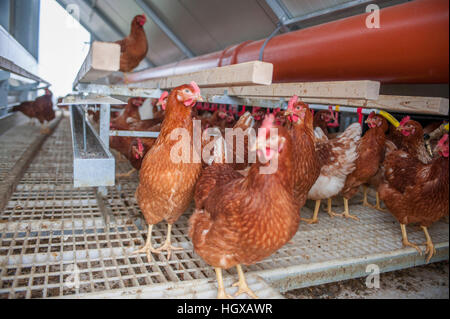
0, 118, 448, 299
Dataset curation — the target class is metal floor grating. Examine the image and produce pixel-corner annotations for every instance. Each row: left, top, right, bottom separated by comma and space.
0, 117, 448, 299
0, 124, 43, 182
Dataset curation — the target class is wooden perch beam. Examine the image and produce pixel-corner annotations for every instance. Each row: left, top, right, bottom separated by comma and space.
132, 61, 273, 89
201, 80, 380, 100
295, 95, 449, 116
74, 41, 121, 87
203, 93, 448, 116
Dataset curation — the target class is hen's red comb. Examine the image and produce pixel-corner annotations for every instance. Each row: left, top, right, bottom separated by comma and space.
287, 95, 298, 110
437, 134, 449, 147
137, 138, 144, 153
190, 81, 200, 95
399, 116, 410, 127
368, 111, 375, 119
158, 91, 168, 104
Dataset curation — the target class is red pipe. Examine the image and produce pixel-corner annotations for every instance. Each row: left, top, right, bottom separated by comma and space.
128, 0, 449, 84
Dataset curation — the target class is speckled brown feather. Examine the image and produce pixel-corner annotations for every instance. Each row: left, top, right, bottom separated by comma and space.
194, 113, 253, 207
307, 123, 361, 200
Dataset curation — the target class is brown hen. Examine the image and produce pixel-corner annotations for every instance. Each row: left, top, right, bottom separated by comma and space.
389, 116, 432, 164
283, 96, 320, 212
111, 97, 146, 128
13, 89, 55, 133
313, 109, 338, 138
189, 115, 298, 299
340, 112, 389, 216
134, 82, 203, 260
378, 134, 449, 262
109, 120, 158, 178
305, 122, 361, 223
115, 15, 148, 73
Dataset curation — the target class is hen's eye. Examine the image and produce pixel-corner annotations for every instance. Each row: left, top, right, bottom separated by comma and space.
184, 89, 190, 93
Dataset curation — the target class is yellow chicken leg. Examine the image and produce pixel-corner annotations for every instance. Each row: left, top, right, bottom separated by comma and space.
300, 200, 320, 224
232, 264, 258, 299
374, 192, 387, 212
362, 187, 387, 212
361, 186, 371, 207
326, 198, 340, 218
155, 224, 182, 259
132, 225, 160, 262
421, 226, 436, 263
215, 268, 232, 299
400, 224, 422, 255
116, 168, 136, 178
335, 198, 359, 221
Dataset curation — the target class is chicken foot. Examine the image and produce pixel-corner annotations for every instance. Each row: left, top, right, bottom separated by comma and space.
335, 198, 359, 221
326, 198, 341, 218
421, 226, 436, 263
215, 268, 232, 299
132, 225, 160, 262
154, 224, 182, 260
232, 264, 258, 299
300, 200, 321, 224
400, 224, 422, 255
116, 168, 136, 178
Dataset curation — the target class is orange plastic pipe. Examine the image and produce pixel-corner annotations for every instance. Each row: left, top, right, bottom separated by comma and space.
127, 0, 449, 84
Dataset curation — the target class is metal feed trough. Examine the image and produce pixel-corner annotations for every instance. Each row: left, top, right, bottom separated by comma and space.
69, 105, 115, 188
0, 118, 448, 299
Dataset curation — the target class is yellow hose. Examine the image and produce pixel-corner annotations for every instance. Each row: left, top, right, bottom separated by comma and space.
444, 123, 449, 132
378, 110, 400, 127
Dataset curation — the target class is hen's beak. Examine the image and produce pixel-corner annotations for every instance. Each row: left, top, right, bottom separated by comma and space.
196, 94, 204, 102
132, 146, 144, 158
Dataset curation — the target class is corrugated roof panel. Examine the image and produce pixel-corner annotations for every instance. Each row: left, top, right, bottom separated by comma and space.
282, 0, 349, 17
141, 0, 220, 56
74, 0, 120, 40
174, 0, 276, 50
